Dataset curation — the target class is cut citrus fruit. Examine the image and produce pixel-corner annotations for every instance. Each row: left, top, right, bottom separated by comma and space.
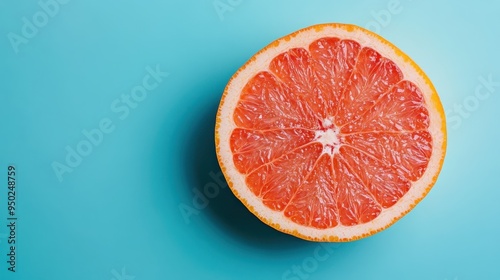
215, 23, 446, 242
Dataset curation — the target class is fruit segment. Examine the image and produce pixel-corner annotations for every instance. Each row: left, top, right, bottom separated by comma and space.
344, 131, 432, 182
309, 38, 361, 119
284, 154, 339, 229
245, 143, 323, 211
333, 156, 382, 225
230, 128, 316, 174
340, 145, 411, 208
341, 80, 430, 133
234, 71, 320, 130
335, 47, 403, 127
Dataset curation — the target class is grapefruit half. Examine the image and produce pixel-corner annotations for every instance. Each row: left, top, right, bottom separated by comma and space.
215, 23, 446, 242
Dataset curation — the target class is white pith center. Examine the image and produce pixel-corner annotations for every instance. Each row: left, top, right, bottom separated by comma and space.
314, 118, 342, 155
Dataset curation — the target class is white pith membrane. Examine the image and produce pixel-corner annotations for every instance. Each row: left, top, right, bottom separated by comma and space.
216, 24, 446, 241
315, 119, 341, 156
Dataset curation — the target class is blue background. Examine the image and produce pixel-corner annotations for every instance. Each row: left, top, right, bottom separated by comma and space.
1, 1, 499, 279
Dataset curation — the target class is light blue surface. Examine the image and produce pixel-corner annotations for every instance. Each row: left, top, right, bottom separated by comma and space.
1, 1, 499, 279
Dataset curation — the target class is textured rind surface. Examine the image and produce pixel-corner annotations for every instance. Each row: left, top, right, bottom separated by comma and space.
215, 23, 447, 242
